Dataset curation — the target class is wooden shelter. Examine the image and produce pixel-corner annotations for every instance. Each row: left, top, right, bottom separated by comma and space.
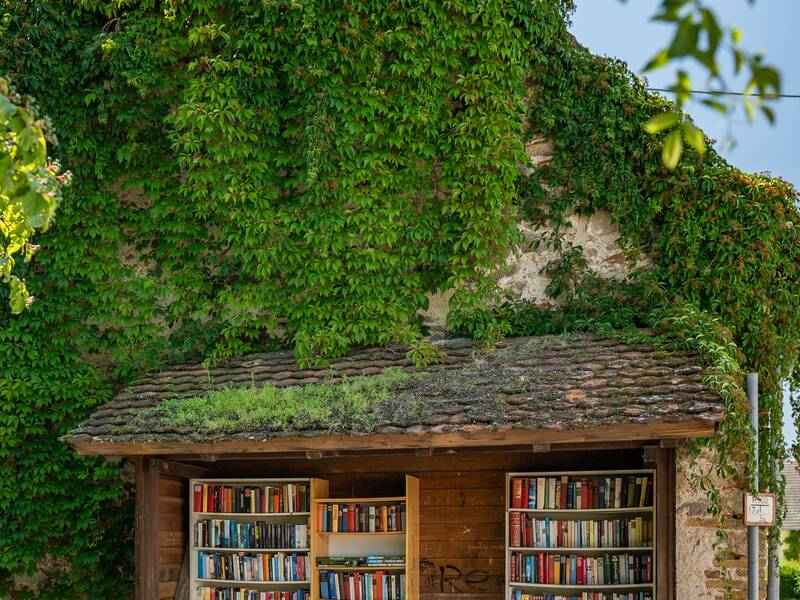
67, 333, 725, 600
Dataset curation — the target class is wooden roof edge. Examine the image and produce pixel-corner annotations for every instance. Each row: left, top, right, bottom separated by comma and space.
68, 420, 716, 458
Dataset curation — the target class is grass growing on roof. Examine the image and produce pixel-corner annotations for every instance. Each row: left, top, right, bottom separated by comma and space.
139, 368, 413, 434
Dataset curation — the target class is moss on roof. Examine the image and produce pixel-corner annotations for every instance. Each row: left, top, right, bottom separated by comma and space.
135, 368, 425, 435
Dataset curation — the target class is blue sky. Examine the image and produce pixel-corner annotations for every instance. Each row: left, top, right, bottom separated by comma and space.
569, 0, 799, 447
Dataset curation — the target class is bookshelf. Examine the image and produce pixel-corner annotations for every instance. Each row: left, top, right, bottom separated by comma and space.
505, 469, 656, 600
311, 475, 419, 600
189, 477, 327, 600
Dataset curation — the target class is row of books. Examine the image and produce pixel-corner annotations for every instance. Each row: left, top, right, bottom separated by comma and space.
317, 556, 405, 568
509, 515, 653, 549
511, 593, 653, 600
319, 571, 404, 600
194, 483, 310, 514
317, 503, 406, 533
509, 552, 652, 586
197, 552, 308, 582
510, 476, 652, 510
196, 590, 309, 600
195, 520, 309, 550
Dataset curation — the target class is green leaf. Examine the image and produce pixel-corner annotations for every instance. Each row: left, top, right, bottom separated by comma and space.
9, 276, 28, 314
668, 17, 699, 58
761, 105, 776, 125
643, 49, 670, 72
643, 111, 678, 134
683, 123, 706, 154
662, 129, 683, 169
702, 98, 728, 114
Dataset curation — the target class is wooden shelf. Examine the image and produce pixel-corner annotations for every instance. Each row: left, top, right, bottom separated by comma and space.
190, 478, 323, 600
193, 511, 311, 518
509, 582, 654, 590
505, 469, 657, 600
193, 547, 310, 552
315, 496, 406, 503
311, 475, 419, 600
317, 565, 406, 571
509, 507, 652, 516
315, 531, 405, 536
509, 546, 654, 553
195, 578, 311, 586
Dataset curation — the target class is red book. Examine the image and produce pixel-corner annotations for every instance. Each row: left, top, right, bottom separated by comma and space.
348, 504, 356, 532
355, 573, 361, 600
577, 556, 584, 585
511, 478, 523, 509
193, 485, 202, 512
646, 555, 652, 583
207, 486, 214, 512
510, 552, 516, 582
560, 476, 568, 509
547, 554, 554, 585
538, 553, 545, 584
522, 478, 530, 508
372, 574, 379, 600
510, 512, 521, 547
318, 503, 325, 531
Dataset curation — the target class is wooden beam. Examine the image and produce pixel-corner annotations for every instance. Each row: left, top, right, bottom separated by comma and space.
414, 448, 433, 457
532, 443, 551, 453
135, 457, 159, 600
157, 460, 213, 480
655, 447, 676, 600
70, 420, 716, 457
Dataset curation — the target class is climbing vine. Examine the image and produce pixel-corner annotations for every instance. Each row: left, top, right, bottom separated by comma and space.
0, 0, 797, 597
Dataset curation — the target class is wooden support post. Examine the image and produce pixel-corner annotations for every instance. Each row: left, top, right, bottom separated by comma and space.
136, 457, 160, 600
645, 447, 675, 600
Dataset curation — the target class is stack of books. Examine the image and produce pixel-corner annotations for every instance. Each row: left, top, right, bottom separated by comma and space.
196, 589, 309, 600
316, 503, 406, 533
318, 571, 404, 599
316, 556, 404, 568
509, 516, 653, 548
509, 476, 652, 510
195, 520, 309, 549
197, 551, 308, 582
509, 552, 652, 586
194, 483, 310, 514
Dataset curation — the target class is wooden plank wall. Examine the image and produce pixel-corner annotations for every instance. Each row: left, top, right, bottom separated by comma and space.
167, 448, 644, 600
159, 474, 187, 599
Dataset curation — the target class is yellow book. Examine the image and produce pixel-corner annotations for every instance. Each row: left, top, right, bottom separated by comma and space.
202, 484, 208, 512
332, 504, 339, 532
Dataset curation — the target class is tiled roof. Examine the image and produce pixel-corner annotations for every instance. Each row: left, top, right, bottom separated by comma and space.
784, 462, 800, 530
65, 333, 724, 447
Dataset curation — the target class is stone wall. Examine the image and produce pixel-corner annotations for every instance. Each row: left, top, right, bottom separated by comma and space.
423, 137, 643, 331
676, 448, 766, 599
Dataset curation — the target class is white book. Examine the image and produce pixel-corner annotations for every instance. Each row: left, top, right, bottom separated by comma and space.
536, 478, 546, 509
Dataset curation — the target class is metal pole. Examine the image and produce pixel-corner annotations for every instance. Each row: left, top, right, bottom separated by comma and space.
748, 372, 759, 600
767, 454, 781, 600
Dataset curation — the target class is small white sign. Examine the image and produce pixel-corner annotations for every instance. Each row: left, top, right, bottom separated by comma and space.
744, 493, 776, 526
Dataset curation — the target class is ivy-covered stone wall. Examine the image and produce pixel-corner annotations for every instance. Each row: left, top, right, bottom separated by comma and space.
1, 1, 798, 597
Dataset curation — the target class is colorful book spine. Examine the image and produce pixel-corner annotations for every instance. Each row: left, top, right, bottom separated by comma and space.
316, 503, 406, 533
